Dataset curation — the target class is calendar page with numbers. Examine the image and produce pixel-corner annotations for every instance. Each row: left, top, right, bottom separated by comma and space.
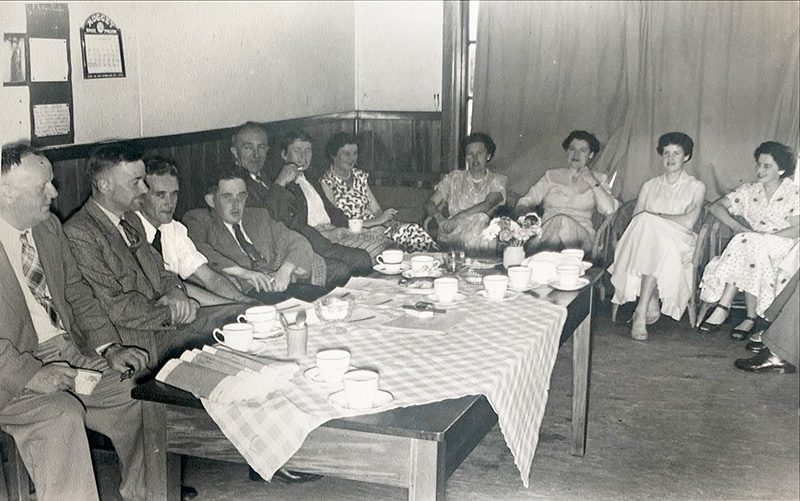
80, 12, 126, 79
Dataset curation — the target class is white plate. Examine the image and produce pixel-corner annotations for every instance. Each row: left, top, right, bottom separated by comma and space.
424, 292, 468, 305
373, 263, 410, 275
548, 277, 590, 291
304, 366, 357, 385
253, 327, 284, 340
328, 389, 394, 411
401, 269, 444, 279
475, 290, 520, 301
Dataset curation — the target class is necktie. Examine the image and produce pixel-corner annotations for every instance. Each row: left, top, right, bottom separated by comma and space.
20, 231, 63, 329
152, 229, 163, 255
233, 224, 269, 271
119, 218, 142, 250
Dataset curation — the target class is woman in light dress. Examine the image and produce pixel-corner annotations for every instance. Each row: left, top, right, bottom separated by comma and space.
608, 132, 707, 341
697, 141, 799, 338
320, 133, 437, 253
516, 130, 620, 255
425, 132, 507, 251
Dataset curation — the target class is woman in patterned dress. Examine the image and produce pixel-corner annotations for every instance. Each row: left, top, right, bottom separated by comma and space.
516, 130, 620, 255
320, 133, 437, 253
425, 132, 507, 251
698, 141, 799, 338
608, 132, 707, 341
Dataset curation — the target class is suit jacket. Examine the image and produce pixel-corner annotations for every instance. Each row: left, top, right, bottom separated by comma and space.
0, 214, 119, 407
63, 198, 182, 352
182, 207, 326, 287
243, 171, 301, 228
285, 175, 349, 228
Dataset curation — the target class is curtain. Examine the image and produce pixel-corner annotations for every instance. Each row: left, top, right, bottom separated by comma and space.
472, 1, 800, 202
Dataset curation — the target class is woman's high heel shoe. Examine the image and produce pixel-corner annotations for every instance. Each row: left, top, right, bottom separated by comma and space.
730, 316, 757, 340
698, 304, 729, 333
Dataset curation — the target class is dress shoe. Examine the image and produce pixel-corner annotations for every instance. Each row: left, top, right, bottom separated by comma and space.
734, 349, 796, 374
698, 305, 729, 333
249, 466, 323, 484
181, 485, 198, 500
745, 340, 766, 354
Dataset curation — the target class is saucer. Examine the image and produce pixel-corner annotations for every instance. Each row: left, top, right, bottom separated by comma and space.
401, 269, 444, 279
548, 277, 590, 291
373, 263, 409, 276
580, 261, 593, 273
510, 281, 546, 293
328, 389, 394, 410
218, 340, 270, 355
476, 290, 519, 301
252, 327, 284, 340
424, 292, 467, 305
304, 366, 357, 384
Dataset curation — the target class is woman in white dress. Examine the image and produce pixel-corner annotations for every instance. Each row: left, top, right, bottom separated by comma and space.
608, 132, 707, 341
697, 141, 799, 338
425, 132, 507, 251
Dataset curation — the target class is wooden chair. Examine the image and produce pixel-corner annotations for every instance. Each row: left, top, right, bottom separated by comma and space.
594, 199, 637, 305
0, 432, 32, 501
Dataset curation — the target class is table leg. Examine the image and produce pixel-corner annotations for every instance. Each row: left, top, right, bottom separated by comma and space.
407, 438, 445, 500
571, 300, 592, 456
142, 401, 181, 500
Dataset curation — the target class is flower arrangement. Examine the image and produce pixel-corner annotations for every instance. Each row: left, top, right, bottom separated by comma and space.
481, 213, 542, 247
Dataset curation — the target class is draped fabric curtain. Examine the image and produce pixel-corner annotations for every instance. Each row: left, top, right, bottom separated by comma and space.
472, 1, 800, 202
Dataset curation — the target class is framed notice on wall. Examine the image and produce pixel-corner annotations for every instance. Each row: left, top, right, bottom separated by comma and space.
80, 13, 125, 79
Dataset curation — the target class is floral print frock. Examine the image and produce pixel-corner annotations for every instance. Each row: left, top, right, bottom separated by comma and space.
321, 168, 437, 252
700, 178, 800, 316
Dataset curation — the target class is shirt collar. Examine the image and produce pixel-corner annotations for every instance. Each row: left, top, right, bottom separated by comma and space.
135, 211, 161, 244
93, 199, 122, 226
0, 214, 28, 250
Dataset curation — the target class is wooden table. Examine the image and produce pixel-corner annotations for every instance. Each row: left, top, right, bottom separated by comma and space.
132, 267, 601, 500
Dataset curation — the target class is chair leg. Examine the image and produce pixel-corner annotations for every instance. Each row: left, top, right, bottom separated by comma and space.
0, 433, 32, 501
696, 302, 711, 329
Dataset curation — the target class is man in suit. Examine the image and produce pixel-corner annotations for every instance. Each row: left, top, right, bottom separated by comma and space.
183, 165, 329, 304
0, 144, 148, 500
136, 156, 254, 306
63, 143, 238, 368
230, 122, 372, 285
275, 129, 389, 260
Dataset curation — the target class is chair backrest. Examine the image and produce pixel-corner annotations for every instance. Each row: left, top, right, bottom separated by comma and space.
591, 199, 637, 265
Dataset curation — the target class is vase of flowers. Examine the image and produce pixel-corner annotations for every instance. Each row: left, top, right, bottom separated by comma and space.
481, 213, 542, 268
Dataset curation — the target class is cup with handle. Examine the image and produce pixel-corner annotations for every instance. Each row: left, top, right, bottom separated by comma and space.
213, 323, 254, 352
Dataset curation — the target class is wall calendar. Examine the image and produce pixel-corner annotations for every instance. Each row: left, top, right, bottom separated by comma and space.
80, 13, 125, 79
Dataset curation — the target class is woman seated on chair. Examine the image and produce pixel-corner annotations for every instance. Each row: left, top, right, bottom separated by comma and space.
320, 132, 437, 253
608, 132, 707, 341
515, 130, 620, 255
425, 132, 507, 251
697, 141, 799, 337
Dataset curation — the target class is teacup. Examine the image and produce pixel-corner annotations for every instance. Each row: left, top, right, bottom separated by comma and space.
213, 323, 254, 352
237, 305, 277, 337
343, 369, 380, 409
410, 255, 440, 275
316, 349, 351, 383
507, 266, 533, 292
556, 264, 582, 287
433, 277, 459, 303
483, 275, 508, 299
348, 218, 364, 233
560, 249, 585, 266
483, 275, 509, 300
377, 249, 404, 273
74, 369, 103, 395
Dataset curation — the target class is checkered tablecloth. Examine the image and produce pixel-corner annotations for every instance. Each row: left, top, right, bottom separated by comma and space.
201, 278, 568, 487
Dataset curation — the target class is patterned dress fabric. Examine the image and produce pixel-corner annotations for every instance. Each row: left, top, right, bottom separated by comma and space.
609, 171, 706, 320
434, 169, 507, 251
700, 178, 800, 316
321, 168, 437, 252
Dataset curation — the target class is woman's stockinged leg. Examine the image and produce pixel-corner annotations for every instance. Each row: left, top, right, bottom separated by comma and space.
632, 275, 657, 340
706, 283, 738, 325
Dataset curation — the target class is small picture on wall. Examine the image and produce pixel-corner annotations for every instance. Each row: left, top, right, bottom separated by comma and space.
3, 33, 27, 86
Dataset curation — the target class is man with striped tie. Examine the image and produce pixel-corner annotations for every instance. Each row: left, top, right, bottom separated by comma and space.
0, 144, 148, 501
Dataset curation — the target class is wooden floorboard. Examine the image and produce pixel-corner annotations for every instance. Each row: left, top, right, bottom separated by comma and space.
94, 304, 799, 500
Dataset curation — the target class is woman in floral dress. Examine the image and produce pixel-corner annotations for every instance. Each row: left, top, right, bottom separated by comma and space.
425, 132, 507, 251
320, 132, 437, 253
698, 141, 799, 338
